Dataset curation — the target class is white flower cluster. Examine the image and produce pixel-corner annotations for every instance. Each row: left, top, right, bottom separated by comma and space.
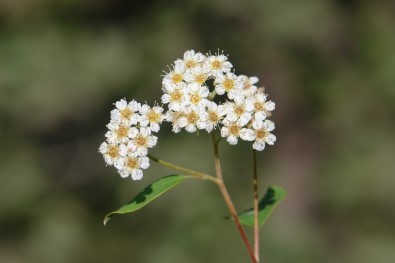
99, 50, 276, 180
99, 99, 164, 180
161, 50, 276, 150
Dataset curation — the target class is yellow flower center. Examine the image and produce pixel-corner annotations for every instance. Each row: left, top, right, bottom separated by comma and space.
147, 110, 160, 123
208, 111, 218, 123
108, 146, 119, 158
170, 90, 182, 102
243, 81, 252, 90
229, 124, 240, 136
186, 60, 195, 68
172, 73, 183, 83
254, 102, 264, 111
120, 108, 132, 119
224, 79, 234, 91
256, 129, 268, 139
195, 74, 207, 84
187, 111, 199, 124
234, 105, 245, 116
212, 60, 221, 69
135, 135, 147, 147
190, 93, 201, 105
126, 157, 139, 169
117, 126, 128, 137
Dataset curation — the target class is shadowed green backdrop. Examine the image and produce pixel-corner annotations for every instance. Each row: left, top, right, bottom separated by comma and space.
1, 0, 395, 262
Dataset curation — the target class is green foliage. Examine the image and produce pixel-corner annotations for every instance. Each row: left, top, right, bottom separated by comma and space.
237, 186, 286, 228
103, 174, 188, 225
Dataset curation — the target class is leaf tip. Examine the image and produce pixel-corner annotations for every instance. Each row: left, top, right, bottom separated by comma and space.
103, 215, 112, 226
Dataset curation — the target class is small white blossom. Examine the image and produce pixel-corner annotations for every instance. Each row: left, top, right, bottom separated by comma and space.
237, 75, 259, 97
214, 72, 243, 100
251, 93, 275, 121
251, 119, 276, 151
128, 127, 158, 157
177, 108, 208, 133
117, 155, 150, 180
205, 101, 226, 132
184, 66, 209, 85
223, 98, 254, 126
105, 121, 138, 144
204, 53, 232, 77
161, 83, 190, 111
187, 83, 209, 109
99, 142, 127, 168
162, 64, 186, 89
175, 50, 206, 72
165, 111, 185, 133
111, 99, 141, 124
220, 120, 244, 145
139, 104, 165, 132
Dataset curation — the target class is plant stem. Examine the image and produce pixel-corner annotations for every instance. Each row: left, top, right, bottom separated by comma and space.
148, 154, 218, 184
210, 134, 257, 263
253, 149, 260, 262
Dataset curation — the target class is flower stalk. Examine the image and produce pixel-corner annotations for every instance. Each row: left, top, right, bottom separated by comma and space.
253, 149, 260, 262
210, 134, 257, 263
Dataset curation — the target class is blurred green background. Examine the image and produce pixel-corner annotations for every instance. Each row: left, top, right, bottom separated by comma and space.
1, 0, 395, 262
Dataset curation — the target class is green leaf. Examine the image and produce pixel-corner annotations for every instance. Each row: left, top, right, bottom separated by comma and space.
104, 174, 188, 225
237, 185, 287, 228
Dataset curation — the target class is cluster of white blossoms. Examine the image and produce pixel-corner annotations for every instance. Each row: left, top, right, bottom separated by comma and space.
161, 50, 276, 150
99, 99, 164, 180
100, 50, 276, 180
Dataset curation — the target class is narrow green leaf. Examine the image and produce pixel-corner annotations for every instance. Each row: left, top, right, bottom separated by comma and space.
237, 185, 286, 228
104, 174, 187, 225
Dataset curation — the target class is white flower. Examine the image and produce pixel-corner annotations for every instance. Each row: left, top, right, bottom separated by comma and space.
165, 110, 185, 133
139, 104, 165, 133
117, 155, 150, 180
237, 75, 259, 97
99, 142, 127, 168
177, 108, 208, 133
187, 83, 209, 109
251, 119, 276, 151
220, 120, 244, 145
111, 99, 141, 124
204, 53, 233, 77
205, 101, 226, 132
105, 121, 138, 144
162, 64, 186, 88
223, 97, 254, 126
128, 127, 158, 157
161, 83, 190, 111
184, 66, 209, 85
175, 50, 206, 72
251, 93, 275, 121
239, 128, 255, 142
214, 72, 243, 100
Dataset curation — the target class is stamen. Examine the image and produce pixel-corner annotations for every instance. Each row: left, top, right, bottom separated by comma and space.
117, 126, 128, 137
224, 79, 234, 91
212, 60, 221, 69
229, 124, 240, 136
256, 130, 268, 139
190, 93, 201, 104
234, 105, 245, 116
172, 73, 183, 83
187, 111, 199, 124
121, 108, 132, 119
108, 146, 119, 158
136, 135, 147, 147
126, 157, 139, 169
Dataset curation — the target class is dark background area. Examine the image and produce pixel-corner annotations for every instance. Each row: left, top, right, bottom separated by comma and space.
1, 0, 395, 262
